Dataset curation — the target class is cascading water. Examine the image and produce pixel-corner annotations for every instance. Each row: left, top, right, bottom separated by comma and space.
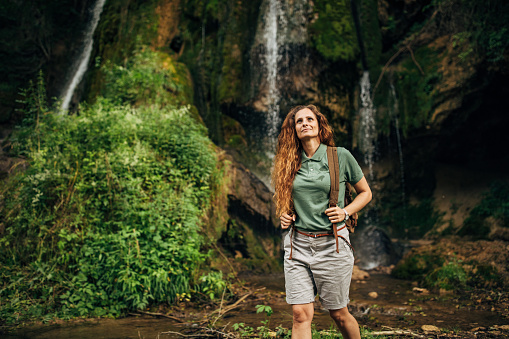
358, 71, 377, 180
60, 0, 106, 113
390, 82, 406, 211
261, 0, 286, 153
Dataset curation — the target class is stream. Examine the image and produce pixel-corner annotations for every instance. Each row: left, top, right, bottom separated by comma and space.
7, 273, 509, 338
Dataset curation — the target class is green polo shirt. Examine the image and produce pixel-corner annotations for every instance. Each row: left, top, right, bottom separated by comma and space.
292, 144, 364, 232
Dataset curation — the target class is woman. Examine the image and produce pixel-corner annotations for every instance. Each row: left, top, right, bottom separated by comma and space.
272, 105, 372, 339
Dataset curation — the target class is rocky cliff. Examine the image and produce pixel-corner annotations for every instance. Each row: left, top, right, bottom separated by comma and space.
2, 0, 508, 245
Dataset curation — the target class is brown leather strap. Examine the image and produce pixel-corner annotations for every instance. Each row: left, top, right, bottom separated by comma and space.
295, 229, 335, 238
327, 146, 341, 252
288, 226, 294, 260
326, 146, 340, 208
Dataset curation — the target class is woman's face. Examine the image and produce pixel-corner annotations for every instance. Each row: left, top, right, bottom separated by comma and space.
295, 108, 319, 141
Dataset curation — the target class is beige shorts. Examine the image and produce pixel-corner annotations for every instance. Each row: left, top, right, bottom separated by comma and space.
283, 227, 354, 310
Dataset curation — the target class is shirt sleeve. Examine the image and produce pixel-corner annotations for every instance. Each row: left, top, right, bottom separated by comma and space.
339, 148, 364, 184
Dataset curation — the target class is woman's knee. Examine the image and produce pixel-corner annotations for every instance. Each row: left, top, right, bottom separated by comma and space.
329, 307, 352, 324
293, 304, 314, 324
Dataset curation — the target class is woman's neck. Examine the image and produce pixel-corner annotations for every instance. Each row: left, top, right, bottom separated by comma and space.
301, 138, 321, 158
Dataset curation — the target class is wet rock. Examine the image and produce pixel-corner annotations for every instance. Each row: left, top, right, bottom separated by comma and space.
351, 226, 402, 270
421, 325, 440, 332
216, 152, 281, 270
224, 153, 277, 233
369, 265, 394, 274
470, 327, 485, 332
489, 225, 509, 241
412, 287, 430, 294
439, 288, 453, 295
368, 292, 378, 299
352, 265, 370, 280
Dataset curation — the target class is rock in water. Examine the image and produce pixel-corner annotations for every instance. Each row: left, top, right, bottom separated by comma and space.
351, 265, 370, 280
351, 226, 401, 270
421, 325, 440, 332
412, 287, 430, 294
368, 292, 378, 299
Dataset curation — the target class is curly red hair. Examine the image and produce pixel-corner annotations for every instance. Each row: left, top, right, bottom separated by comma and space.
272, 105, 335, 217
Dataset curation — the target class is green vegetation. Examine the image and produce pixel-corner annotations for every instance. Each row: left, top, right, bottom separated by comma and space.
231, 307, 388, 338
459, 181, 509, 238
393, 252, 503, 291
198, 271, 229, 300
380, 198, 443, 239
433, 0, 509, 63
101, 47, 193, 107
310, 0, 359, 62
392, 252, 445, 282
95, 0, 160, 63
393, 46, 442, 137
425, 260, 467, 290
359, 0, 382, 71
0, 48, 227, 325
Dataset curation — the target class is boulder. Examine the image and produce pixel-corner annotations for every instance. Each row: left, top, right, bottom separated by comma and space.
351, 226, 402, 270
352, 265, 370, 280
224, 152, 277, 234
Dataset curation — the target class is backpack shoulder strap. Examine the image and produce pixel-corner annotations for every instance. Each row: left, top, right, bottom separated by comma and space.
327, 146, 343, 253
327, 146, 339, 207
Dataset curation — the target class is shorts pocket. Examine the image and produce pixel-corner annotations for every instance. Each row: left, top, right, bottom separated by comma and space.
282, 229, 290, 252
341, 238, 354, 261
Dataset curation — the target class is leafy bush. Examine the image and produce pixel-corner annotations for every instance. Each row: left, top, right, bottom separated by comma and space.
393, 251, 503, 291
0, 53, 222, 324
101, 48, 193, 107
198, 271, 229, 300
392, 252, 444, 281
425, 260, 467, 290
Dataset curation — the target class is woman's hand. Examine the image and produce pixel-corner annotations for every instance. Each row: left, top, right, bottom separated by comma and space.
324, 206, 346, 224
324, 176, 373, 224
280, 213, 295, 229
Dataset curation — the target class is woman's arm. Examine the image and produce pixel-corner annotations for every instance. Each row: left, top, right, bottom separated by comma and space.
324, 176, 372, 224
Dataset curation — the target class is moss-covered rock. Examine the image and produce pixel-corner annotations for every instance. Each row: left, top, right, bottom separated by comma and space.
393, 238, 508, 290
309, 0, 359, 62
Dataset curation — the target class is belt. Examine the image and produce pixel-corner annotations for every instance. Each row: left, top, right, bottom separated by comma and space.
288, 225, 353, 260
295, 229, 335, 238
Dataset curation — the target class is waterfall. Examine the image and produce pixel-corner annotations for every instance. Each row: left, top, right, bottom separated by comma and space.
358, 71, 377, 180
60, 0, 106, 113
390, 82, 406, 209
262, 0, 286, 152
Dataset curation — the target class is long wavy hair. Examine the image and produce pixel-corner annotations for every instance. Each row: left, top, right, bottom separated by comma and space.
272, 105, 335, 217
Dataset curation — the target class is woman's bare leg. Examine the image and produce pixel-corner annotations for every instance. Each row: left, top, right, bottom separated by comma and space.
291, 303, 314, 339
329, 307, 361, 339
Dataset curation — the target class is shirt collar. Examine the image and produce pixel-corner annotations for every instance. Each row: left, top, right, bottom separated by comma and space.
301, 143, 327, 163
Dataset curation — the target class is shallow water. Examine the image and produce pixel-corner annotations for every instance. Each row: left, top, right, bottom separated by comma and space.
5, 316, 183, 339
247, 272, 508, 330
6, 273, 509, 338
